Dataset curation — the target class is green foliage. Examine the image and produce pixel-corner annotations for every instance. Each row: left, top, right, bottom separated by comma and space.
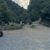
28, 0, 50, 26
0, 0, 25, 24
0, 0, 16, 24
0, 0, 50, 27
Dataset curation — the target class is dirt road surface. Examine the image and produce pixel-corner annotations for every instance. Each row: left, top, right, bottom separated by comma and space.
0, 24, 50, 50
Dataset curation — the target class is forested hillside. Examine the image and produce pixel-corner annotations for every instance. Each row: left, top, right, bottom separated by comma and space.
0, 0, 25, 24
0, 0, 50, 27
28, 0, 50, 26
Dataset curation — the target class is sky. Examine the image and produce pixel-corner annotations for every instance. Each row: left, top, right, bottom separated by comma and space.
12, 0, 30, 9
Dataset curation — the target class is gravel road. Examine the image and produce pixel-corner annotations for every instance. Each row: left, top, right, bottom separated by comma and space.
0, 24, 50, 50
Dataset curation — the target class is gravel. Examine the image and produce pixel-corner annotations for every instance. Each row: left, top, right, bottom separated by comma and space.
0, 24, 50, 50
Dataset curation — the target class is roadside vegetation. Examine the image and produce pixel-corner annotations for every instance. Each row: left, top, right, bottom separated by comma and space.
0, 0, 50, 30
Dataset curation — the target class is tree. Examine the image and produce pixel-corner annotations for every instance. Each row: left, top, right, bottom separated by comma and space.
28, 0, 50, 26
